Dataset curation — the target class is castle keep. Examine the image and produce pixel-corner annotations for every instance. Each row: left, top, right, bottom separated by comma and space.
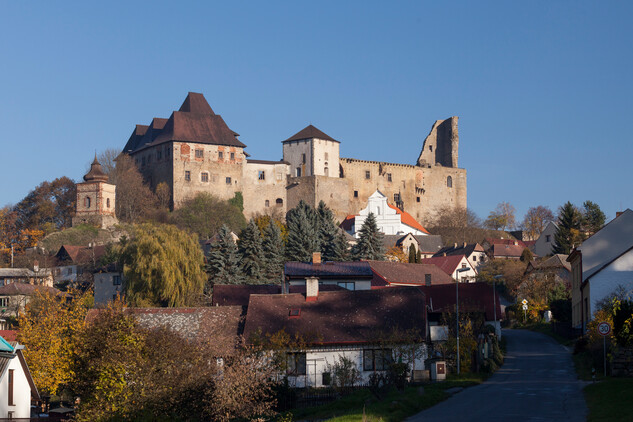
123, 92, 466, 224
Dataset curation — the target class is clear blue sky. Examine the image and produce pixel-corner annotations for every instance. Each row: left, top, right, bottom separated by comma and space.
1, 1, 632, 224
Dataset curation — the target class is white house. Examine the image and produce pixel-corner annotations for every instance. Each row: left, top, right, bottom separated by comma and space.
569, 209, 633, 331
242, 282, 428, 388
420, 255, 478, 282
341, 190, 429, 237
0, 338, 40, 419
533, 222, 558, 257
433, 243, 487, 269
94, 269, 124, 307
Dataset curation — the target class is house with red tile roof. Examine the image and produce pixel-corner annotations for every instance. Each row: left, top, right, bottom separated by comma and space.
433, 243, 487, 269
368, 260, 453, 288
489, 243, 527, 260
419, 255, 477, 281
341, 190, 430, 238
242, 281, 428, 388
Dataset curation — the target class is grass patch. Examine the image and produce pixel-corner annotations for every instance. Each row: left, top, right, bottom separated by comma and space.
584, 378, 633, 422
286, 374, 487, 422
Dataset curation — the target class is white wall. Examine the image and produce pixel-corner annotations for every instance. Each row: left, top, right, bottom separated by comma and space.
533, 222, 557, 257
353, 192, 426, 237
287, 345, 428, 388
588, 248, 633, 318
0, 353, 32, 419
451, 257, 478, 282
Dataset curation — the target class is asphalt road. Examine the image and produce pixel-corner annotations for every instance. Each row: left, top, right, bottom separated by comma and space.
408, 329, 587, 422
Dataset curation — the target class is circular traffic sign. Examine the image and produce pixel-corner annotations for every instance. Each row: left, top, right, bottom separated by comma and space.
597, 322, 611, 336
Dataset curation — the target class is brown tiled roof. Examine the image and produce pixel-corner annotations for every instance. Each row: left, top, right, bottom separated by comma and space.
385, 204, 430, 234
283, 124, 339, 143
123, 124, 149, 153
243, 287, 426, 345
368, 261, 453, 286
0, 331, 17, 342
434, 243, 484, 258
212, 284, 346, 307
419, 282, 502, 321
127, 93, 246, 153
419, 255, 466, 276
491, 244, 525, 258
0, 283, 62, 297
485, 238, 528, 248
284, 261, 374, 279
56, 245, 107, 264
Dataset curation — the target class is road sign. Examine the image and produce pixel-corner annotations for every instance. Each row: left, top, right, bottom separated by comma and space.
598, 322, 611, 337
521, 299, 528, 305
522, 304, 528, 311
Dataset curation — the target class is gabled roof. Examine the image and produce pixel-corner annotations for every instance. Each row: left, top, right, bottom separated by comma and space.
485, 238, 528, 248
0, 283, 62, 297
527, 254, 571, 273
284, 261, 374, 279
55, 245, 107, 265
419, 282, 501, 321
340, 215, 356, 231
413, 235, 444, 253
385, 204, 430, 234
434, 243, 484, 258
283, 124, 339, 143
368, 261, 453, 286
125, 92, 246, 154
490, 244, 525, 258
577, 209, 633, 281
243, 287, 426, 345
0, 342, 41, 401
419, 255, 468, 276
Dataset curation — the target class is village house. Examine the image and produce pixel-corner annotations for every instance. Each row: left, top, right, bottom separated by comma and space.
0, 338, 40, 420
0, 266, 53, 288
93, 265, 124, 307
0, 284, 67, 318
242, 282, 428, 388
569, 209, 633, 332
368, 260, 453, 288
54, 244, 107, 288
420, 255, 477, 282
433, 243, 487, 269
284, 254, 374, 291
382, 233, 443, 260
532, 222, 558, 257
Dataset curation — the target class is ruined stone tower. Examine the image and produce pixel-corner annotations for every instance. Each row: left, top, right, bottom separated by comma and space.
72, 156, 118, 229
417, 116, 459, 168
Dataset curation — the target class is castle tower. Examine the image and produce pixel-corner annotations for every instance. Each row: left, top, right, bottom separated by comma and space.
417, 116, 459, 168
72, 156, 118, 229
282, 125, 340, 178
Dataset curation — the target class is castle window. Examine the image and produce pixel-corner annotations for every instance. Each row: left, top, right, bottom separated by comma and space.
265, 200, 270, 207
157, 150, 162, 160
230, 152, 235, 160
394, 193, 401, 203
365, 170, 370, 179
324, 167, 329, 176
219, 151, 223, 160
447, 176, 453, 188
106, 198, 110, 208
195, 149, 204, 158
201, 172, 209, 182
185, 171, 191, 182
354, 191, 358, 198
416, 196, 420, 203
276, 198, 283, 206
387, 173, 392, 182
258, 171, 265, 180
302, 153, 306, 164
325, 152, 329, 161
429, 145, 433, 152
296, 167, 302, 177
226, 177, 232, 184
85, 197, 91, 208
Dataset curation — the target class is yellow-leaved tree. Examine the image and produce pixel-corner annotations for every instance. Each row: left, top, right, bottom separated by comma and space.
17, 289, 90, 395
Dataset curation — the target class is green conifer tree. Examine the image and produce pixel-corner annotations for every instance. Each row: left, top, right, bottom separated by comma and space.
206, 225, 244, 285
408, 245, 417, 263
262, 220, 285, 282
351, 213, 385, 261
285, 200, 319, 262
317, 201, 348, 261
553, 202, 582, 254
582, 200, 606, 235
238, 220, 265, 283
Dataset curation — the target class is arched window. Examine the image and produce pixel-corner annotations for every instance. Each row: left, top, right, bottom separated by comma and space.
106, 198, 110, 208
276, 198, 283, 207
85, 197, 91, 208
324, 167, 329, 176
447, 176, 453, 188
265, 200, 270, 207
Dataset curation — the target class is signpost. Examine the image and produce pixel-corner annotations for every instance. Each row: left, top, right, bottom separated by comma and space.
597, 322, 611, 377
521, 299, 528, 321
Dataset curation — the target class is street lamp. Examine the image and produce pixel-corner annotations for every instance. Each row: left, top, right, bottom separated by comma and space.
493, 275, 503, 337
456, 267, 470, 375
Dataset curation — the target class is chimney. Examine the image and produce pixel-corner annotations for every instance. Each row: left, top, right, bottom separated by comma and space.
312, 252, 321, 265
617, 211, 624, 218
463, 242, 467, 248
33, 260, 39, 272
306, 277, 319, 302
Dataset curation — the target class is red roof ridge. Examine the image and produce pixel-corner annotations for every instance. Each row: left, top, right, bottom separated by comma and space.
386, 203, 430, 234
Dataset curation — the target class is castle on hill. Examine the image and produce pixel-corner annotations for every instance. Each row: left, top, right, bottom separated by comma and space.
121, 92, 467, 224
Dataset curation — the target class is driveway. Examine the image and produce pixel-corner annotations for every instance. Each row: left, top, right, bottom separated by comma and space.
407, 329, 587, 422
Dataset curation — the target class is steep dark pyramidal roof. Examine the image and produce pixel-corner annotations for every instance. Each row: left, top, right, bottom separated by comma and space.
83, 156, 109, 182
283, 124, 339, 143
123, 92, 246, 153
